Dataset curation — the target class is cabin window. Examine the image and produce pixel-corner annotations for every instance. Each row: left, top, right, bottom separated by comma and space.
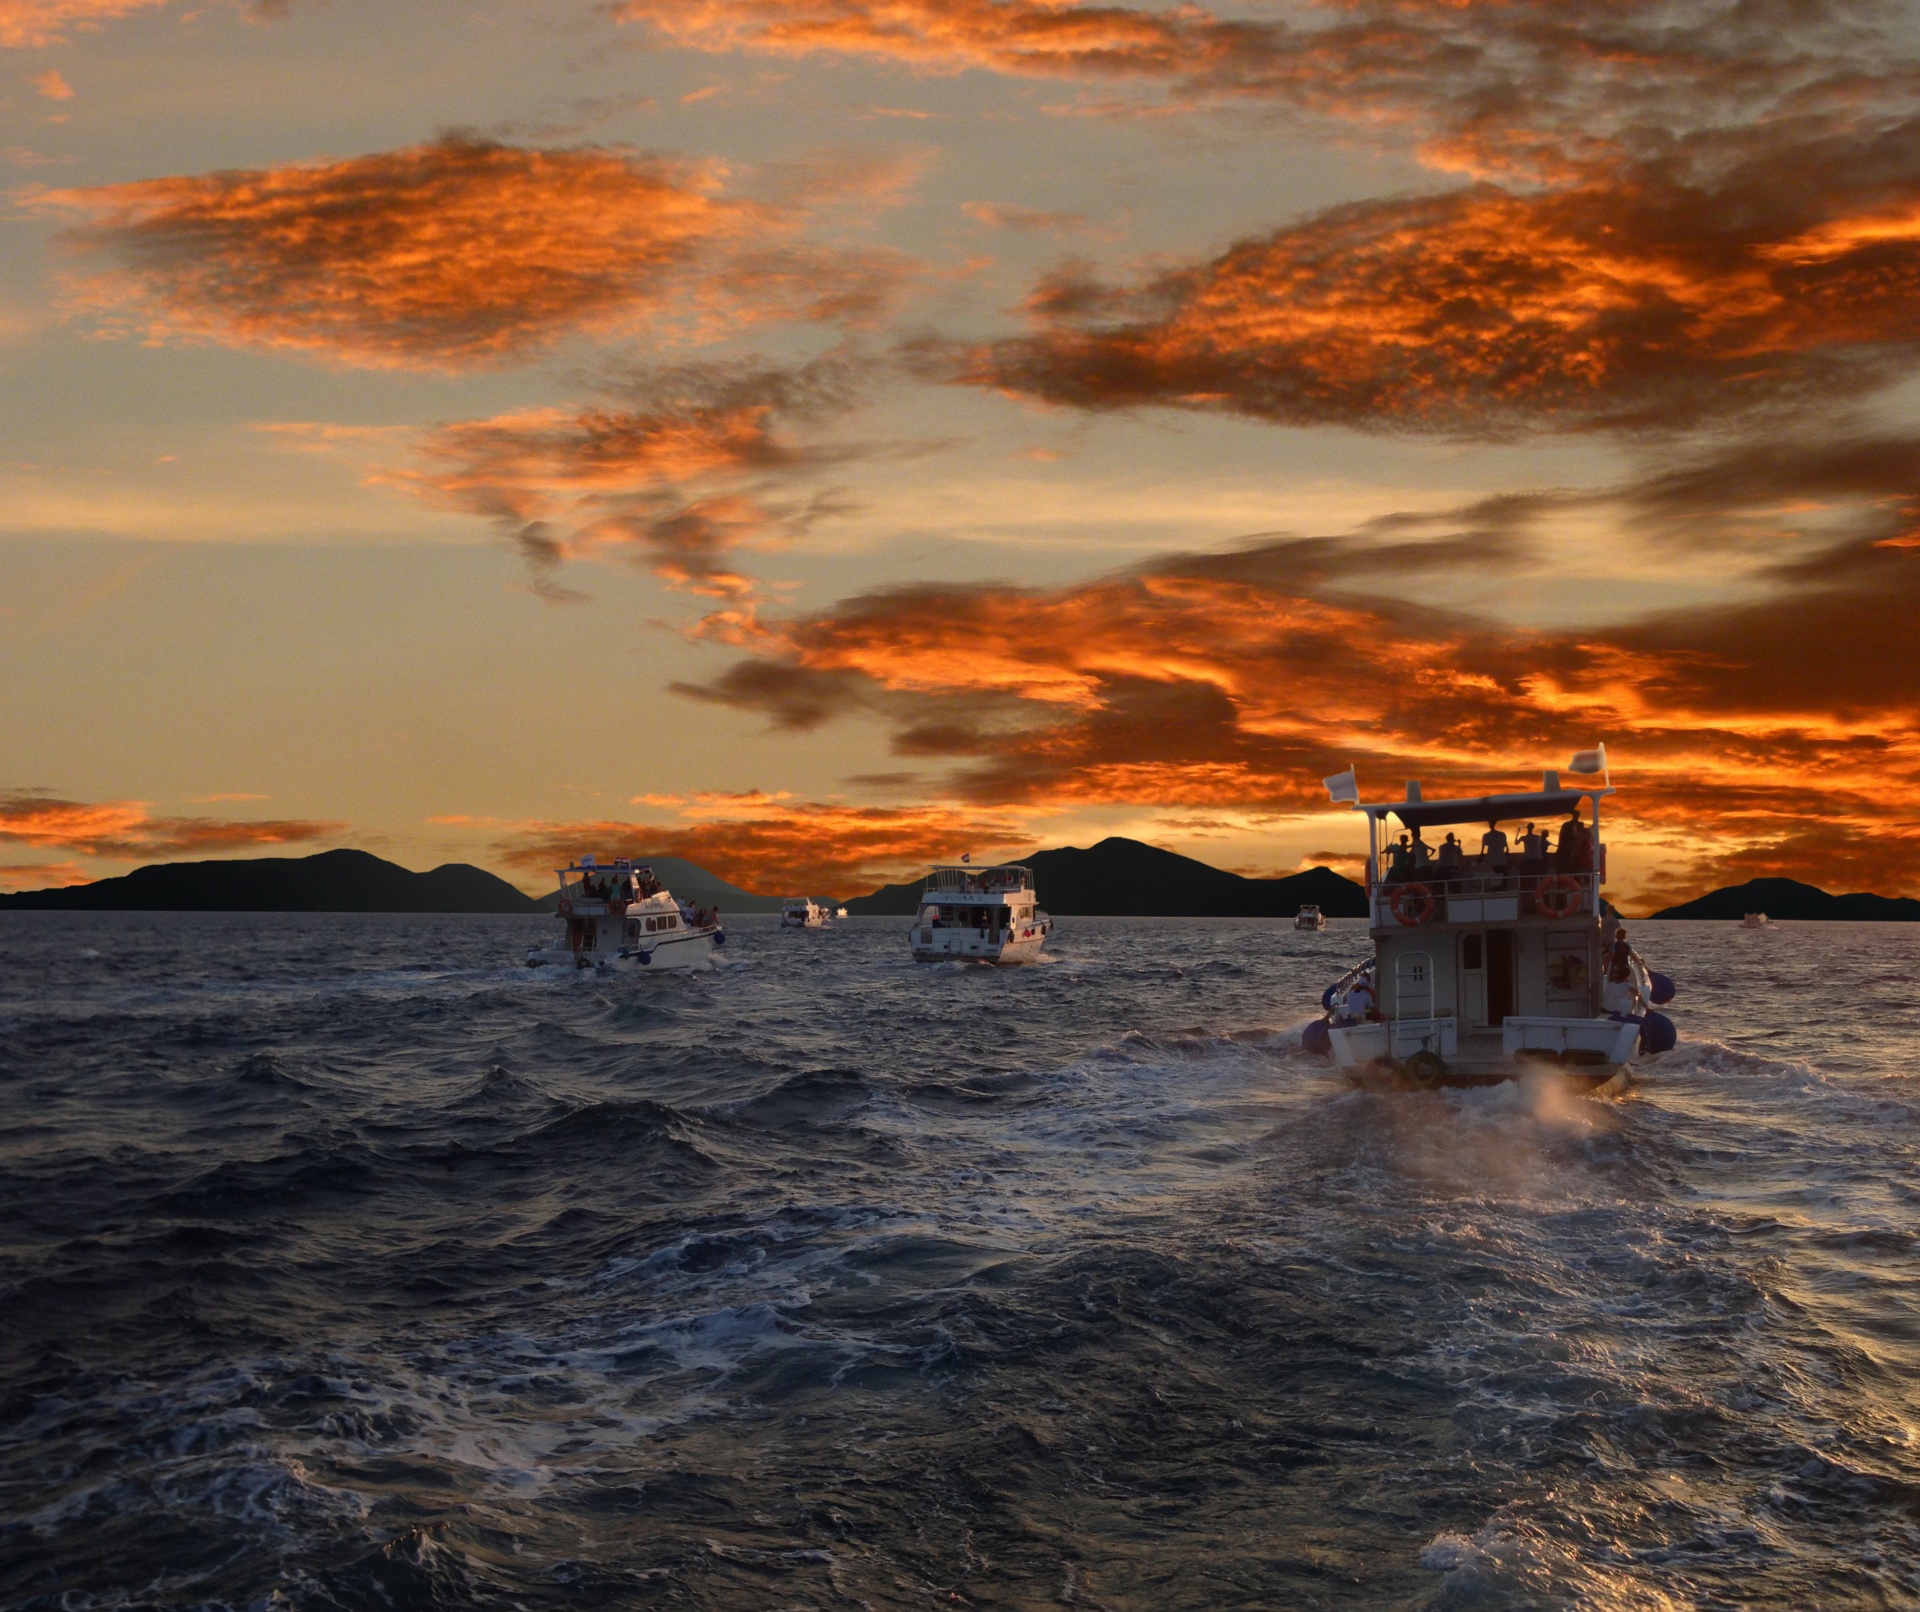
667, 915, 678, 929
1463, 933, 1483, 970
626, 921, 640, 940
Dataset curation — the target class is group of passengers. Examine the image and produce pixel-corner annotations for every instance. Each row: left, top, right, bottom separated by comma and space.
1382, 810, 1594, 887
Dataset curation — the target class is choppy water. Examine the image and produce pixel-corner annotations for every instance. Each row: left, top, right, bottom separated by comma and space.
2, 914, 1918, 1610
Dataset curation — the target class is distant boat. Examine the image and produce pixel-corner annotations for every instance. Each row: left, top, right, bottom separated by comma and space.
781, 898, 831, 929
526, 857, 723, 972
1304, 752, 1677, 1092
912, 863, 1051, 964
1742, 912, 1770, 929
1295, 905, 1327, 931
835, 906, 849, 919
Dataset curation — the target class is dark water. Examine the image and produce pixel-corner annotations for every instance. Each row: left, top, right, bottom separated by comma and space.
3, 914, 1918, 1610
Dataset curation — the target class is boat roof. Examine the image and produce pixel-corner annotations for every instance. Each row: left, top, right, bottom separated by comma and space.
1358, 784, 1612, 830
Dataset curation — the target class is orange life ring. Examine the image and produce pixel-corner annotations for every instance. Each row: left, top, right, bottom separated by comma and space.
609, 898, 628, 916
558, 896, 573, 915
1389, 881, 1435, 925
1536, 874, 1583, 918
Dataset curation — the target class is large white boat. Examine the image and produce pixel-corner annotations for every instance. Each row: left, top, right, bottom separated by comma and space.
525, 857, 724, 972
1304, 751, 1677, 1091
781, 898, 832, 929
911, 864, 1052, 963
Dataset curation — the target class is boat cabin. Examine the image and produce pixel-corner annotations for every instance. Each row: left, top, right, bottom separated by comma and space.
1356, 773, 1612, 1061
912, 864, 1050, 961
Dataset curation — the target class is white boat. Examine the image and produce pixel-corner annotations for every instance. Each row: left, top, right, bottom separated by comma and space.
835, 906, 849, 919
526, 857, 724, 972
1742, 912, 1770, 929
781, 898, 832, 929
1295, 905, 1327, 931
911, 863, 1052, 964
1304, 750, 1677, 1092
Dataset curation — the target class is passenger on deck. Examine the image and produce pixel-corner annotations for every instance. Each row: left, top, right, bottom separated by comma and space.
1519, 822, 1547, 871
1386, 834, 1414, 882
1557, 810, 1593, 871
1607, 926, 1635, 983
1437, 833, 1463, 877
1410, 828, 1435, 874
1480, 824, 1510, 871
1345, 976, 1376, 1021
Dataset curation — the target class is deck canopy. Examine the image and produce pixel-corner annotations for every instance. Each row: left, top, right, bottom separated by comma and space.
1361, 786, 1611, 831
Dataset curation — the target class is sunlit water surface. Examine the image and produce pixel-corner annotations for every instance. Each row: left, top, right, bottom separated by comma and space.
2, 915, 1917, 1610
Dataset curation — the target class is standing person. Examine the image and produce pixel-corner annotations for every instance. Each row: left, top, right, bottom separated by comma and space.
1519, 822, 1547, 869
1437, 832, 1463, 879
1386, 834, 1414, 882
1556, 810, 1590, 870
1410, 828, 1435, 874
1481, 823, 1510, 872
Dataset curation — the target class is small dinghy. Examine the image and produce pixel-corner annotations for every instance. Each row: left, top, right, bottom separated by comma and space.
1301, 748, 1677, 1093
1294, 905, 1326, 931
526, 857, 724, 972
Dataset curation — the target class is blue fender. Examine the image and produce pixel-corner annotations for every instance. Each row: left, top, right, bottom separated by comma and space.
1302, 1018, 1333, 1057
713, 929, 727, 947
1648, 970, 1675, 1006
1639, 1010, 1677, 1055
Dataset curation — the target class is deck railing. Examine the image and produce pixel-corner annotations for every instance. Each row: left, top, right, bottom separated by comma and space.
1369, 868, 1602, 928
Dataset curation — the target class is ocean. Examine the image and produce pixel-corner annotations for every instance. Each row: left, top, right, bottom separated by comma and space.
2, 913, 1916, 1610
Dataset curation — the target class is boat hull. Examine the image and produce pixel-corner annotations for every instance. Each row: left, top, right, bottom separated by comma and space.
1327, 1015, 1639, 1092
526, 927, 722, 971
911, 930, 1049, 965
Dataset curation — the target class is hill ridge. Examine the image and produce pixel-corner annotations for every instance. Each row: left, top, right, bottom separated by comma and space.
1651, 876, 1920, 922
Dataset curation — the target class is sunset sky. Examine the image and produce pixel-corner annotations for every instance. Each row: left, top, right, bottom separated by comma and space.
4, 0, 1918, 908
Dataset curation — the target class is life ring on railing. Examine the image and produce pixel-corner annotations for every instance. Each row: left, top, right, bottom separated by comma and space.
1389, 882, 1435, 926
609, 899, 628, 916
1536, 874, 1583, 918
558, 897, 573, 916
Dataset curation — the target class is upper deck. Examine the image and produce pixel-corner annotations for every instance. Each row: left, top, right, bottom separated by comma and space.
554, 858, 673, 914
922, 864, 1035, 904
1350, 771, 1613, 930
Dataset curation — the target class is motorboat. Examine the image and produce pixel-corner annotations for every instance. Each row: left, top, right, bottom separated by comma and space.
911, 863, 1052, 963
526, 856, 724, 971
835, 906, 850, 919
1303, 749, 1676, 1092
1742, 912, 1770, 929
782, 898, 832, 929
1295, 905, 1327, 931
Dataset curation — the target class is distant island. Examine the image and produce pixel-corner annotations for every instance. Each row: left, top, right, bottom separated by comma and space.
0, 849, 541, 913
1652, 877, 1920, 921
846, 837, 1368, 918
0, 838, 1367, 918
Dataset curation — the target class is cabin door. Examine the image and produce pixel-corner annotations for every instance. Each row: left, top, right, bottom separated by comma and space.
1460, 933, 1488, 1027
1485, 929, 1516, 1024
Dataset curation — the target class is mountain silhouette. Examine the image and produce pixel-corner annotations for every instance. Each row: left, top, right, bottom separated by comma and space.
845, 837, 1368, 917
1651, 877, 1920, 921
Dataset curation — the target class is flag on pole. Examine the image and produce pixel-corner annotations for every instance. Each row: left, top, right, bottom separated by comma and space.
961, 853, 971, 863
1323, 766, 1359, 804
1567, 744, 1608, 776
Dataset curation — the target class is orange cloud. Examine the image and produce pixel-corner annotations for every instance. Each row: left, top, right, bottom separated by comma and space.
32, 66, 71, 97
614, 0, 1889, 183
491, 800, 1038, 898
35, 137, 910, 371
369, 352, 869, 596
673, 442, 1920, 905
1, 1, 166, 48
930, 157, 1920, 436
0, 791, 343, 860
0, 860, 88, 891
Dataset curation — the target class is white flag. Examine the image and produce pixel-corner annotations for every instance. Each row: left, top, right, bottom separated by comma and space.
1323, 767, 1359, 804
1567, 744, 1608, 776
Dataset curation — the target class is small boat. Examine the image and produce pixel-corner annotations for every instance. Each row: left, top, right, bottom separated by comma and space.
1295, 905, 1327, 931
835, 906, 850, 919
912, 863, 1052, 963
1302, 750, 1677, 1092
1742, 912, 1770, 929
782, 898, 832, 929
526, 857, 724, 972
